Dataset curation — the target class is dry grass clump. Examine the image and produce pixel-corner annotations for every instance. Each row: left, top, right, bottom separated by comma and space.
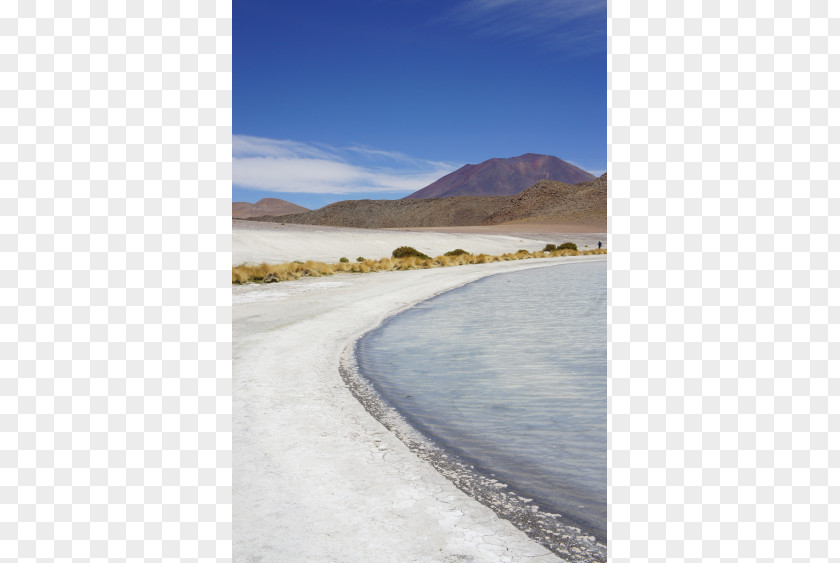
581, 248, 607, 255
557, 247, 607, 257
499, 252, 524, 261
232, 260, 336, 283
232, 245, 607, 284
437, 253, 473, 266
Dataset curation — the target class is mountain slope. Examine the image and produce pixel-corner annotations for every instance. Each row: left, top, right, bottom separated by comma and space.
248, 175, 607, 229
481, 173, 607, 225
232, 198, 310, 219
405, 153, 595, 199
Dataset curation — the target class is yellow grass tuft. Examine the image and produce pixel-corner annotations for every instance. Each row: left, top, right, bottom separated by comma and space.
232, 246, 607, 284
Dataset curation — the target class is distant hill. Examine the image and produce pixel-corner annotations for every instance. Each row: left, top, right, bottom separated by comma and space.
247, 174, 607, 229
232, 198, 310, 219
405, 153, 595, 199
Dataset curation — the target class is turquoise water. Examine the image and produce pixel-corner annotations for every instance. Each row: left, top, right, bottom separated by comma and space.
356, 260, 607, 540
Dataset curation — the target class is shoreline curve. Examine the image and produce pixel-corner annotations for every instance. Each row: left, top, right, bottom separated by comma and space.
340, 262, 608, 559
234, 254, 605, 562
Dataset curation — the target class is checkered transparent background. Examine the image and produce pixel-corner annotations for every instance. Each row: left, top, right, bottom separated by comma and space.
609, 2, 838, 562
2, 0, 838, 562
1, 1, 232, 561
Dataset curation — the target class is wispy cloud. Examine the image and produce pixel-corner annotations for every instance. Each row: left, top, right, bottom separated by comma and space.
445, 0, 606, 53
233, 135, 459, 195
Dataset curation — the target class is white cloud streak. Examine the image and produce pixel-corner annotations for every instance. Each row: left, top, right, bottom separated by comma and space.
233, 135, 459, 195
446, 0, 606, 53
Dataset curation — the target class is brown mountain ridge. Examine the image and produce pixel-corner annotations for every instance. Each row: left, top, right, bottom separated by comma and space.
405, 153, 595, 199
248, 174, 607, 230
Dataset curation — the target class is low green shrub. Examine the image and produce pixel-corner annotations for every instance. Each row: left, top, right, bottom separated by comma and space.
339, 257, 349, 263
543, 243, 557, 252
392, 246, 430, 259
443, 248, 469, 256
558, 242, 577, 250
356, 256, 365, 262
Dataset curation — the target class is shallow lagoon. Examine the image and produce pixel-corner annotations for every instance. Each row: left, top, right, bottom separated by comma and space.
357, 260, 607, 539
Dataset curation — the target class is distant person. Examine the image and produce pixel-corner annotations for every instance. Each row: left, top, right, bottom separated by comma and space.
598, 241, 602, 249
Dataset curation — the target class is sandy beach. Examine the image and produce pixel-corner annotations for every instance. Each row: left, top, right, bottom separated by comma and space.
233, 223, 607, 562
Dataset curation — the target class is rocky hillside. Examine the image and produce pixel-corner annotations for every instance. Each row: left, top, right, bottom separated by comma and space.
482, 173, 607, 225
248, 174, 607, 229
233, 198, 309, 219
250, 197, 508, 229
405, 153, 595, 199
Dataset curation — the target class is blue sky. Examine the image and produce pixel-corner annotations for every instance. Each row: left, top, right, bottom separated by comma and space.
233, 0, 606, 209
